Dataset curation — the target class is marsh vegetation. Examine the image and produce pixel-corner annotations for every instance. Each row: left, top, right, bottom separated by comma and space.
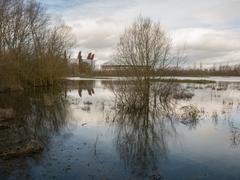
0, 0, 74, 92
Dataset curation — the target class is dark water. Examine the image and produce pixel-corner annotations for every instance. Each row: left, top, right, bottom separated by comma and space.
0, 80, 240, 180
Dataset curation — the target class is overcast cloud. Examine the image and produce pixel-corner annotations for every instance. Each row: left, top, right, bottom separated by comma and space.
41, 0, 240, 67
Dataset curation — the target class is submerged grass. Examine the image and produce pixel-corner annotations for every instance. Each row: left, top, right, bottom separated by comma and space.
77, 75, 113, 79
155, 78, 216, 84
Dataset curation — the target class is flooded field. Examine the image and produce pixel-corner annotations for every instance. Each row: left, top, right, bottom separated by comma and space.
1, 79, 240, 180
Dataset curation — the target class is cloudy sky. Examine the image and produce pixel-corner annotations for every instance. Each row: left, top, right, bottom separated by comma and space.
42, 0, 240, 67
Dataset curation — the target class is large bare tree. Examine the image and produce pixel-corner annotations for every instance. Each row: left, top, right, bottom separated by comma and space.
114, 16, 172, 77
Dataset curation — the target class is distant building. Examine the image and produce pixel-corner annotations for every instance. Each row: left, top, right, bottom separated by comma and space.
78, 51, 96, 70
101, 64, 150, 71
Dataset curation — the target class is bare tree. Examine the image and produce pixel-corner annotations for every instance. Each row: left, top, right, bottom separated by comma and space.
0, 0, 74, 91
114, 16, 172, 77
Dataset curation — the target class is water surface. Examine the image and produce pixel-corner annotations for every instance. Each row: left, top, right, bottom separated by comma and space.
0, 79, 240, 180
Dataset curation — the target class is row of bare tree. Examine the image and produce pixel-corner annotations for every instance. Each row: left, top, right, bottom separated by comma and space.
0, 0, 74, 91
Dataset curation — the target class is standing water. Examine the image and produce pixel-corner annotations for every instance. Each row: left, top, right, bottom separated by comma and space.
0, 79, 240, 180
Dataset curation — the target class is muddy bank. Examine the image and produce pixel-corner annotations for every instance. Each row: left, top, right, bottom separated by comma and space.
0, 141, 44, 159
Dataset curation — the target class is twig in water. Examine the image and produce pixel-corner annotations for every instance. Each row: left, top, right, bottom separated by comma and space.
81, 123, 87, 126
94, 136, 99, 156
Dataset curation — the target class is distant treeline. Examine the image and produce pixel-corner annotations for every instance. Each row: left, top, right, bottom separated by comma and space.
93, 64, 240, 77
166, 65, 240, 77
0, 0, 73, 92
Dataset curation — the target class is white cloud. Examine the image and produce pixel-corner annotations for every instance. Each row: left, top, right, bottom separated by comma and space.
43, 0, 240, 66
171, 28, 240, 66
172, 28, 240, 51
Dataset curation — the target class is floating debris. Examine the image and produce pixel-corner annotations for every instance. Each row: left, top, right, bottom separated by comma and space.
81, 123, 87, 126
83, 101, 93, 105
81, 106, 90, 111
179, 105, 201, 129
173, 90, 194, 100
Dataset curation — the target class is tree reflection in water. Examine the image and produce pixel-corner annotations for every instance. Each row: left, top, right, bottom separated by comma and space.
0, 88, 68, 179
78, 81, 95, 97
107, 79, 184, 179
0, 88, 68, 159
